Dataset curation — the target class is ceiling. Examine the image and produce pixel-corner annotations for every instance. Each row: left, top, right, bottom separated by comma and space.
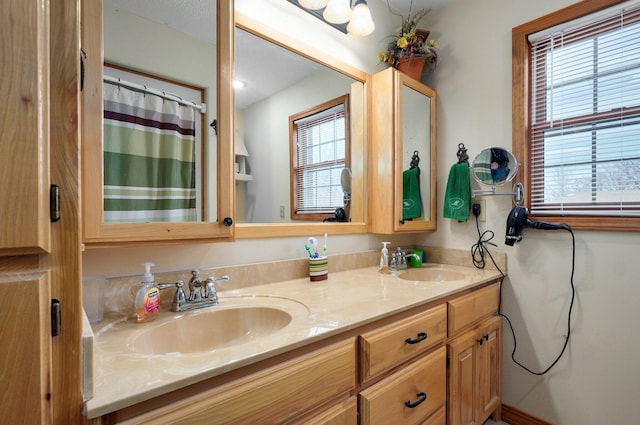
104, 0, 451, 109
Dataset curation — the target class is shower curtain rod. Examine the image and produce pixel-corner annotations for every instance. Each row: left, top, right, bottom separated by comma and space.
103, 75, 206, 113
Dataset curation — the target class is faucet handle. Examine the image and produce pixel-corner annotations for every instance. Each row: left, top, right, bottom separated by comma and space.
204, 275, 229, 301
157, 281, 187, 312
172, 281, 187, 311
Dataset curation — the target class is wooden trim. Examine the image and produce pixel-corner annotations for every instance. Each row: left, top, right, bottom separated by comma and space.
502, 404, 555, 425
235, 12, 367, 84
52, 0, 84, 422
512, 0, 640, 232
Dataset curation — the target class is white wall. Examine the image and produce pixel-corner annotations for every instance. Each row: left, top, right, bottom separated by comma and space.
422, 0, 640, 423
241, 69, 355, 223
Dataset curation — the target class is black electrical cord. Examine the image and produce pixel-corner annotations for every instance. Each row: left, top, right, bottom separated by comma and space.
471, 210, 576, 376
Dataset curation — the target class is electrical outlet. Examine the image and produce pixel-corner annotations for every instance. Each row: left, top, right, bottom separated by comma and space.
478, 199, 486, 222
279, 205, 285, 219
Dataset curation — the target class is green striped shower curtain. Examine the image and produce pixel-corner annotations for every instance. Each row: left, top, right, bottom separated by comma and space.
103, 82, 197, 222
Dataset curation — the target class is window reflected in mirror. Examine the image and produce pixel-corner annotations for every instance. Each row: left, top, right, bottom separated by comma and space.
290, 95, 350, 221
234, 26, 363, 224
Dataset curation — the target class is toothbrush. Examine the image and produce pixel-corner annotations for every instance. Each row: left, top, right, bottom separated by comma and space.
308, 237, 318, 258
305, 244, 314, 259
323, 233, 327, 257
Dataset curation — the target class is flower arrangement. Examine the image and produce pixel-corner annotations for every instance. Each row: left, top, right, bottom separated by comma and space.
378, 8, 439, 72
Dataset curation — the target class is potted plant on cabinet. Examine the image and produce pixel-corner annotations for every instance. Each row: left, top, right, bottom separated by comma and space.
378, 7, 440, 81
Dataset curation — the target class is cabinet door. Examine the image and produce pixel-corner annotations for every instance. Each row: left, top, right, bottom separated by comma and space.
0, 0, 50, 255
369, 68, 437, 234
475, 316, 502, 423
448, 316, 502, 425
116, 339, 355, 425
447, 330, 477, 425
0, 259, 51, 423
81, 0, 234, 246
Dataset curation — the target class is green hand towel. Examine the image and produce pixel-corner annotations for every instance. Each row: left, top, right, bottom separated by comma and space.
402, 167, 422, 220
443, 162, 471, 222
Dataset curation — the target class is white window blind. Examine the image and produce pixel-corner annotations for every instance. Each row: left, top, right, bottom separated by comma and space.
530, 3, 640, 217
293, 102, 347, 215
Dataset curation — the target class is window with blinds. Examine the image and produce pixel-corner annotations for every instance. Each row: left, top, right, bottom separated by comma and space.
529, 2, 640, 219
290, 95, 350, 219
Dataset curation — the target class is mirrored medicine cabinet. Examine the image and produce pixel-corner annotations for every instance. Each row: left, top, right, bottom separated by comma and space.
233, 13, 368, 239
369, 68, 437, 234
81, 0, 234, 246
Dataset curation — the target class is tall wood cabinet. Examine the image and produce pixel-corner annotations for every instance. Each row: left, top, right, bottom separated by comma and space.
0, 0, 83, 423
369, 68, 437, 234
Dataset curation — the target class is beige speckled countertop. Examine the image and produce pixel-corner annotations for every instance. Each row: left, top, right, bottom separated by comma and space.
84, 263, 502, 419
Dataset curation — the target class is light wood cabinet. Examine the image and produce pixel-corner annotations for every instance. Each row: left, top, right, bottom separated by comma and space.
91, 282, 502, 425
369, 67, 437, 234
112, 339, 356, 424
300, 397, 358, 425
0, 0, 50, 256
1, 0, 84, 423
80, 0, 235, 247
447, 284, 502, 425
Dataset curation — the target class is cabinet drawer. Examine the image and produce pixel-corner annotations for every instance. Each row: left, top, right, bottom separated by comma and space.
117, 339, 356, 425
300, 397, 357, 425
419, 405, 446, 425
447, 283, 499, 336
359, 346, 446, 425
360, 304, 446, 382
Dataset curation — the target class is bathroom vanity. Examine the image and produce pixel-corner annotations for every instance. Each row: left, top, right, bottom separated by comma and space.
85, 261, 503, 425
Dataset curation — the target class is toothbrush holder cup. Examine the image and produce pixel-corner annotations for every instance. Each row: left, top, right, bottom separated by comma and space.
309, 256, 328, 281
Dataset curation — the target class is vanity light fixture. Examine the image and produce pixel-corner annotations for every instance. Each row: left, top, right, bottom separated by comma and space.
289, 0, 375, 36
347, 0, 375, 36
323, 0, 352, 24
298, 0, 329, 9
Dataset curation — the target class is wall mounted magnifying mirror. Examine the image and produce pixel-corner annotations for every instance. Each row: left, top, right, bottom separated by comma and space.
233, 13, 368, 239
472, 147, 524, 205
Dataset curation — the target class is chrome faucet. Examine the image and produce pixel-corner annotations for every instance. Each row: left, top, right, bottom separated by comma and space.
158, 269, 229, 312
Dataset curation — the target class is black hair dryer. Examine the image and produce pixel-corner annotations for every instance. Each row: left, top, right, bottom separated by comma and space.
505, 206, 529, 246
505, 205, 566, 245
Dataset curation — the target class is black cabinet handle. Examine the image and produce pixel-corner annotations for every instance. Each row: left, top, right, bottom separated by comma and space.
484, 334, 490, 341
405, 391, 427, 408
477, 338, 484, 346
405, 332, 428, 344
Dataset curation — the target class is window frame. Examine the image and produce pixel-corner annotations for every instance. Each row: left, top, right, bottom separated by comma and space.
513, 0, 640, 231
289, 94, 351, 221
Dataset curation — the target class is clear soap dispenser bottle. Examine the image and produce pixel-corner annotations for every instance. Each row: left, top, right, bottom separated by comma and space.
379, 242, 391, 274
135, 262, 161, 323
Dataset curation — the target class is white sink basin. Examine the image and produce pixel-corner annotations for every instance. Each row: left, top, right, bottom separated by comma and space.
95, 296, 309, 355
129, 306, 293, 355
397, 267, 466, 282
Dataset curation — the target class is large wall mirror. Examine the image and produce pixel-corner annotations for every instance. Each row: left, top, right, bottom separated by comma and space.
234, 14, 368, 239
81, 0, 234, 245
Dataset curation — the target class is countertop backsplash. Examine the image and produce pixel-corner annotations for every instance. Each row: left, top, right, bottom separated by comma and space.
99, 246, 506, 316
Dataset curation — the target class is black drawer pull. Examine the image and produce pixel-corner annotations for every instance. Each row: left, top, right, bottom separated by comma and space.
405, 332, 427, 344
405, 391, 427, 408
